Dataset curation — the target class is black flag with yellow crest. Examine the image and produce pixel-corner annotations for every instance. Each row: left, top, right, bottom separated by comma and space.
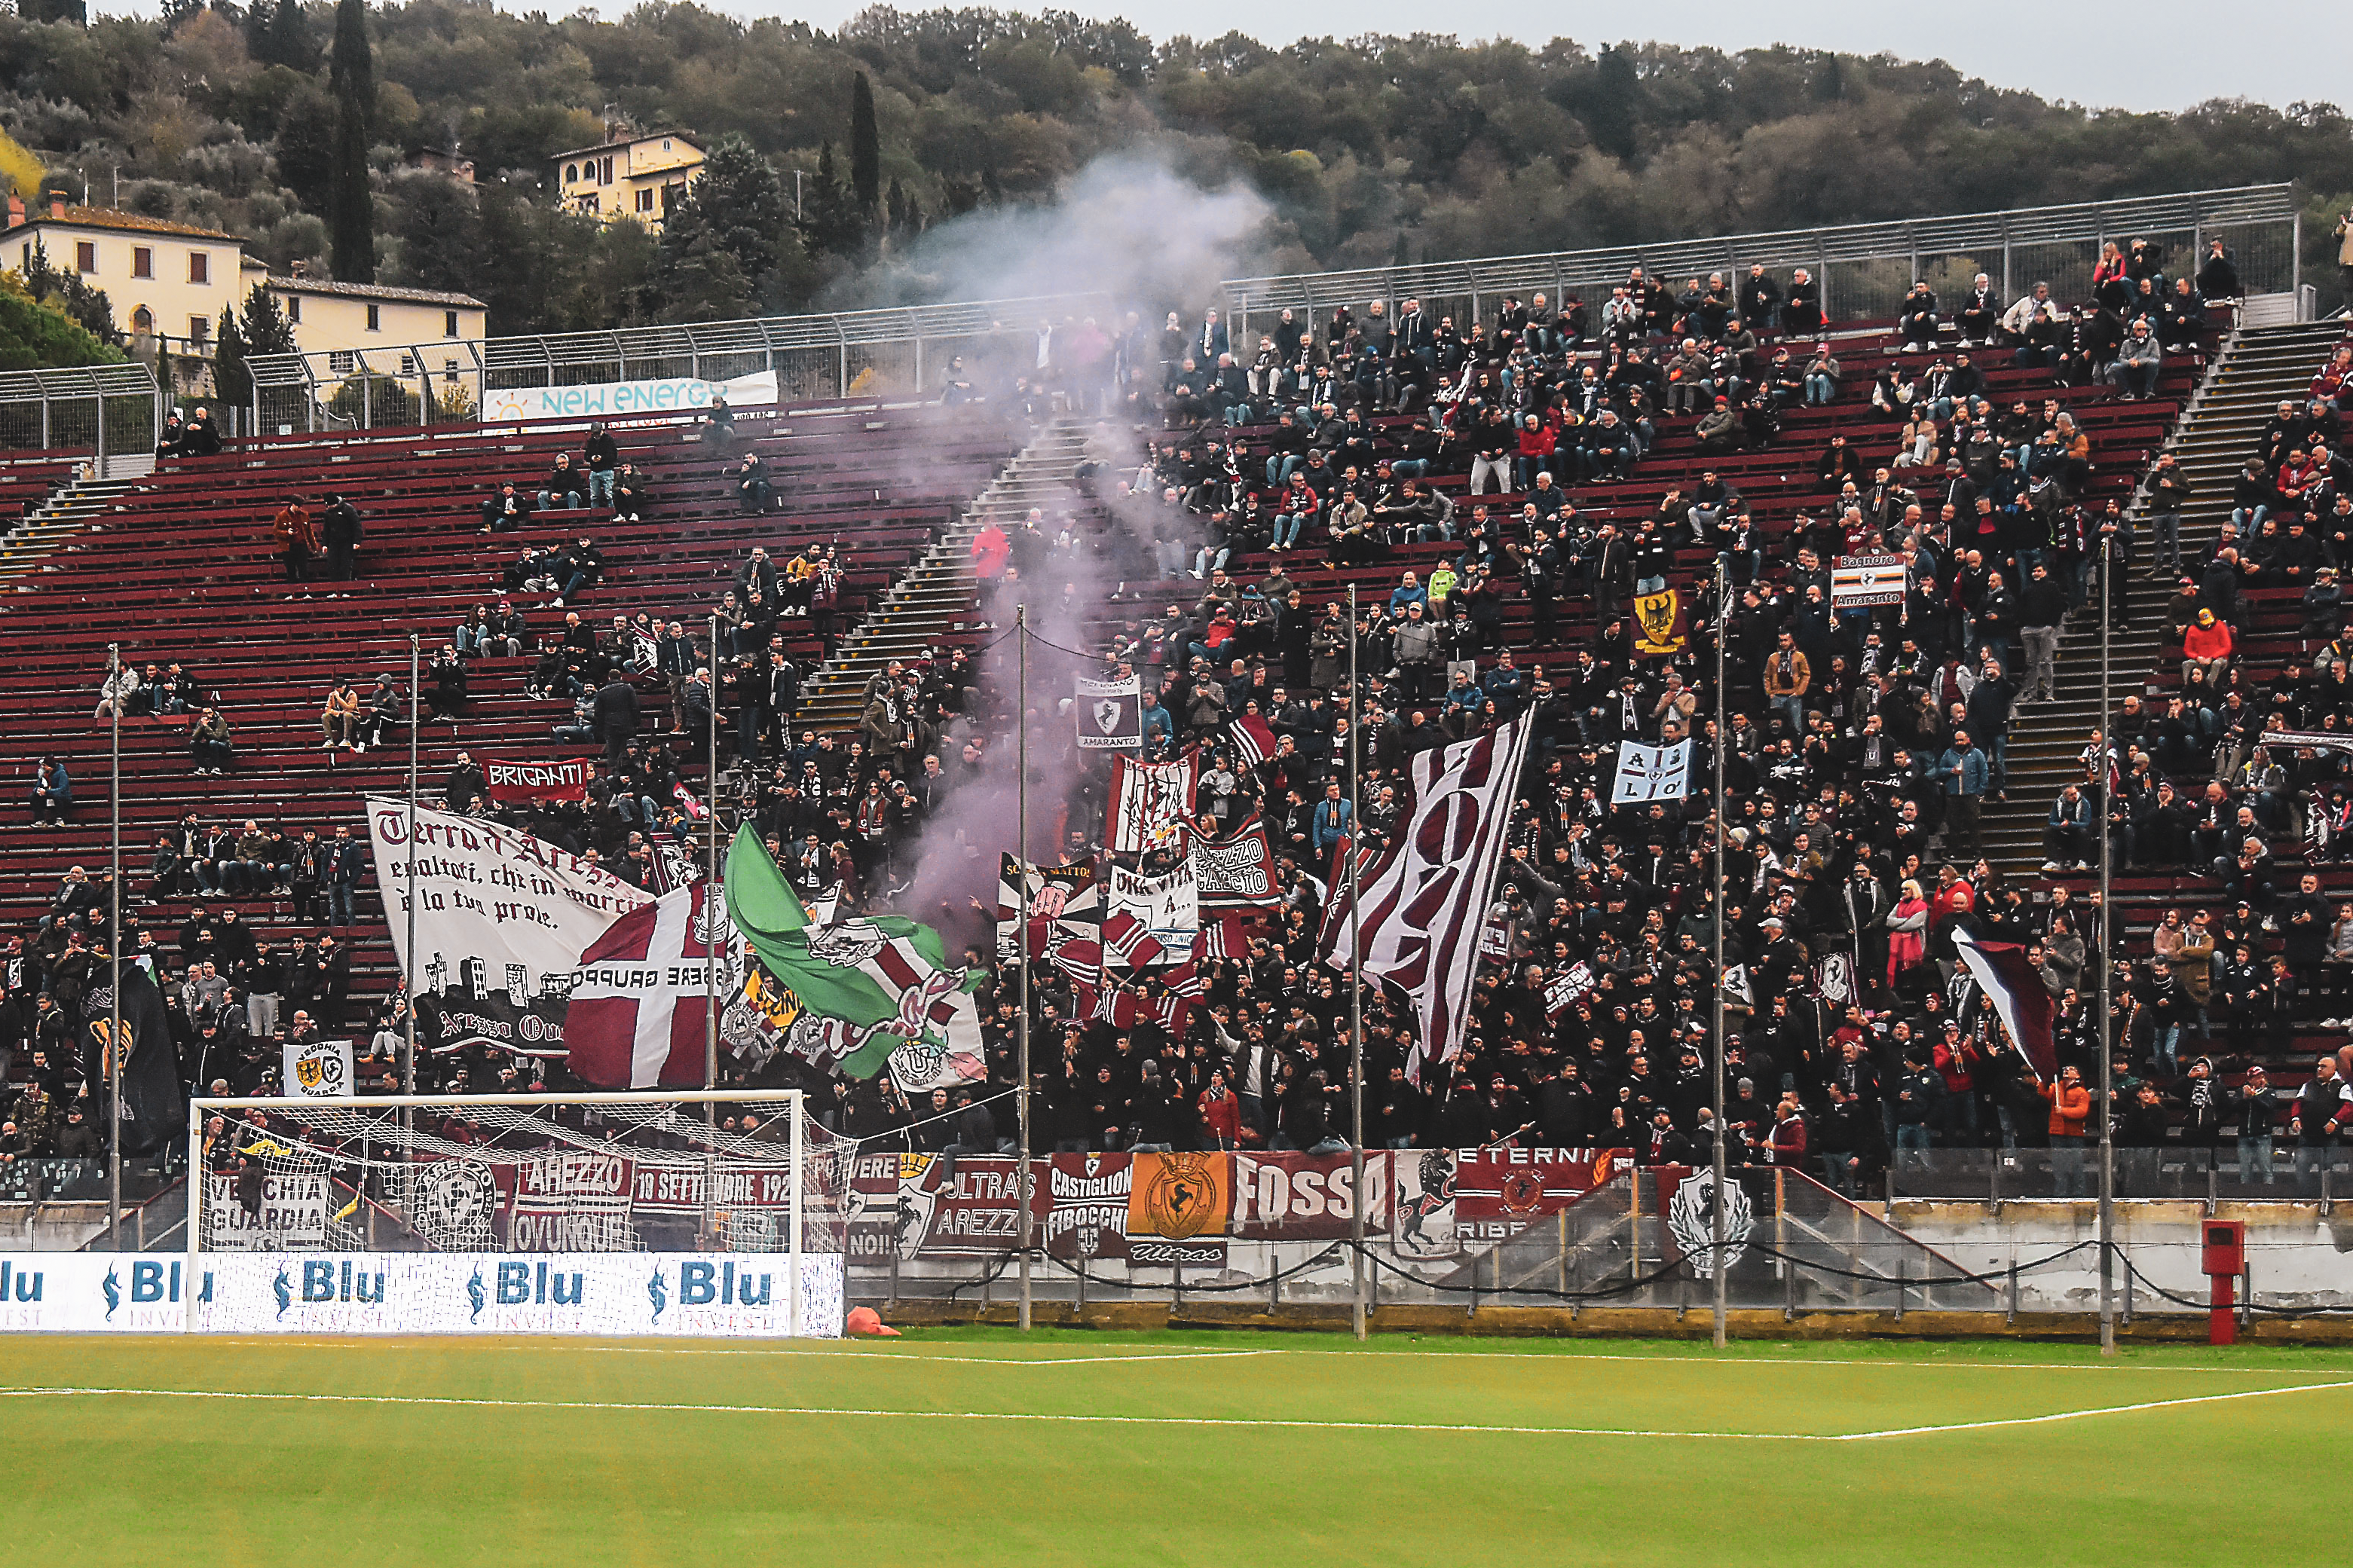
80, 964, 186, 1158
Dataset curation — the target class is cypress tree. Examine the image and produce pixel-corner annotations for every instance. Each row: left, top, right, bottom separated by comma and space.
327, 0, 376, 282
849, 73, 881, 224
1584, 44, 1642, 163
259, 0, 316, 71
212, 304, 250, 411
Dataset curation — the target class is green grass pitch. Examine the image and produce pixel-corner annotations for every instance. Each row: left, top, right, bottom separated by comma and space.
9, 1328, 2351, 1562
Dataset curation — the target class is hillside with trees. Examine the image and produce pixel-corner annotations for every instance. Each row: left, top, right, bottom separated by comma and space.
2, 1, 2348, 340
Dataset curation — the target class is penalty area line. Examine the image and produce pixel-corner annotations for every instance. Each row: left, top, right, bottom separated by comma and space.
1828, 1377, 2353, 1440
8, 1379, 2348, 1439
0, 1386, 1825, 1439
181, 1338, 1286, 1368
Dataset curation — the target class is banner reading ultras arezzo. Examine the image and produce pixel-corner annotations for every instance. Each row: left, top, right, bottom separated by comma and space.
366, 797, 653, 1056
844, 1148, 1617, 1267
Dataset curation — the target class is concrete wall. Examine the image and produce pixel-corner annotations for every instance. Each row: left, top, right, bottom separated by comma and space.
1899, 1200, 2353, 1312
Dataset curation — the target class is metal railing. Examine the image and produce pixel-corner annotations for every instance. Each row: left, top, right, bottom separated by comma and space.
0, 361, 161, 466
246, 292, 1118, 436
1222, 183, 2303, 342
59, 183, 2315, 442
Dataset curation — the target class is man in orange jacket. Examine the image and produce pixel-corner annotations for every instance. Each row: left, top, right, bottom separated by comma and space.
2040, 1064, 2093, 1197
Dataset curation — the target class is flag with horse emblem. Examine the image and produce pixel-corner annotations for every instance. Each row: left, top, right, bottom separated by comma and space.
1127, 1152, 1232, 1240
1076, 674, 1142, 750
1633, 586, 1687, 655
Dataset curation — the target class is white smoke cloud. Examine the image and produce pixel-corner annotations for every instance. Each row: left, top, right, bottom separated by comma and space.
844, 148, 1276, 316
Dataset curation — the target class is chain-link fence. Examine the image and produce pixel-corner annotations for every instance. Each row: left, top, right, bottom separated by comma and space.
245, 295, 1115, 435
0, 362, 161, 469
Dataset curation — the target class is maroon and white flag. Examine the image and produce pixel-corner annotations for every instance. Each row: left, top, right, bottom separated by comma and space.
564, 882, 728, 1088
1186, 814, 1280, 909
1323, 716, 1532, 1084
1952, 926, 2058, 1082
483, 755, 595, 803
1229, 714, 1277, 767
1106, 748, 1199, 852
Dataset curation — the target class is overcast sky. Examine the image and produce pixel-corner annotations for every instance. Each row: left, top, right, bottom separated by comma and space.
716, 1, 2351, 115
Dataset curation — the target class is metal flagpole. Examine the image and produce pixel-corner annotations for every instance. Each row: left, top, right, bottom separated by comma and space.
107, 642, 121, 1249
404, 633, 419, 1097
705, 619, 723, 1249
1348, 585, 1366, 1343
1711, 561, 1728, 1348
2098, 535, 2116, 1356
705, 615, 721, 1096
1016, 605, 1033, 1332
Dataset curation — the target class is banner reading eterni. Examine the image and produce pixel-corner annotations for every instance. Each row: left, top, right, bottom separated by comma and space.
366, 798, 653, 1056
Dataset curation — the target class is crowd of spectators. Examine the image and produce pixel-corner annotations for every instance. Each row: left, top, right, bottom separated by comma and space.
13, 252, 2353, 1197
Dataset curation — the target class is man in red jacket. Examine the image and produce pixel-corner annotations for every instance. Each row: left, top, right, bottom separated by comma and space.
2182, 607, 2235, 685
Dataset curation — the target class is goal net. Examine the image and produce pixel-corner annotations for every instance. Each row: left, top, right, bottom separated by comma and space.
186, 1091, 856, 1337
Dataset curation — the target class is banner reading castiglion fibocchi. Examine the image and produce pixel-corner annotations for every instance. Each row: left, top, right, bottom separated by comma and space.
365, 798, 653, 1056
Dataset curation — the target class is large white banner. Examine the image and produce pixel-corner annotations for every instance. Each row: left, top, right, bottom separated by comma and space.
366, 798, 653, 1053
0, 1255, 203, 1333
482, 371, 779, 423
0, 1252, 845, 1337
195, 1252, 843, 1337
204, 1173, 330, 1252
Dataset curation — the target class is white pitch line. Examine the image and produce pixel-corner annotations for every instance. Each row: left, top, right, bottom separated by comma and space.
173, 1339, 1281, 1368
1826, 1377, 2353, 1440
114, 1336, 2353, 1377
0, 1385, 1826, 1439
7, 1379, 2351, 1441
1268, 1348, 2342, 1374
578, 1346, 1288, 1368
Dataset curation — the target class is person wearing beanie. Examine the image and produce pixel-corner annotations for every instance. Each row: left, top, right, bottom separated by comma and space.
2182, 607, 2235, 685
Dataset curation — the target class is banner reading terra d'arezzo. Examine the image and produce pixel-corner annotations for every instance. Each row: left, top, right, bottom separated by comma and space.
365, 798, 653, 1056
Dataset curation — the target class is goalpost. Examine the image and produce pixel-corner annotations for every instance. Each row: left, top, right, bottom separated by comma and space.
184, 1090, 857, 1338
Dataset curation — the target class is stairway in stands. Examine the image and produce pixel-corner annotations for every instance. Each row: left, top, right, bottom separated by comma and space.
799, 415, 1093, 729
1981, 319, 2349, 873
0, 400, 1021, 1014
0, 466, 146, 591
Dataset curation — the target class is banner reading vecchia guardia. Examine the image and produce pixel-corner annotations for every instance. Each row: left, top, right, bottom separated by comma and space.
366, 798, 653, 1055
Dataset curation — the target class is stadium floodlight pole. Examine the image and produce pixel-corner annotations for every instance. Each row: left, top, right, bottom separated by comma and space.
107, 641, 122, 1251
1016, 604, 1033, 1332
405, 632, 420, 1098
1711, 559, 1727, 1349
2098, 539, 2116, 1356
1348, 584, 1366, 1343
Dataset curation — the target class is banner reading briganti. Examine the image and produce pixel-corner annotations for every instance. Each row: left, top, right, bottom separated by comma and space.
366, 798, 653, 1059
482, 756, 596, 803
